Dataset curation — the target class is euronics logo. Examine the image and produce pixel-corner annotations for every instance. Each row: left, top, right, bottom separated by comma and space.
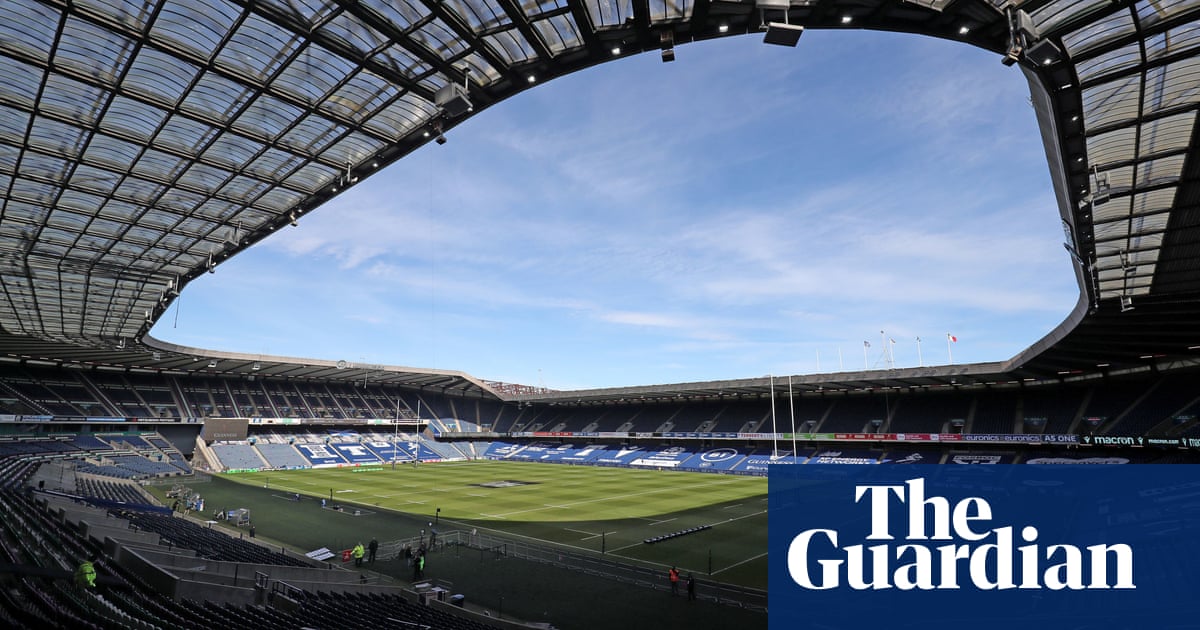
787, 478, 1134, 591
768, 465, 1200, 630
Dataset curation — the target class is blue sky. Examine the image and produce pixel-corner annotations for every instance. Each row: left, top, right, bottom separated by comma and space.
153, 29, 1079, 391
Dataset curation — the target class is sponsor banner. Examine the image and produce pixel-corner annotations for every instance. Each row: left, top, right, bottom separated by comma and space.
770, 465, 1200, 629
0, 415, 16, 422
947, 453, 1015, 464
201, 417, 249, 442
20, 415, 53, 422
879, 450, 943, 465
1081, 435, 1143, 447
1145, 437, 1185, 448
1025, 456, 1131, 465
1184, 438, 1200, 449
962, 434, 1079, 444
808, 449, 881, 465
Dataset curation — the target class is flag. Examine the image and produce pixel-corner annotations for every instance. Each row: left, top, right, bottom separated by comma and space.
864, 341, 870, 348
948, 334, 957, 343
889, 338, 895, 344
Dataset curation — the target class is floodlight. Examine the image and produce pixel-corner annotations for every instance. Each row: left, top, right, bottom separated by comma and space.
1026, 39, 1064, 65
764, 23, 804, 46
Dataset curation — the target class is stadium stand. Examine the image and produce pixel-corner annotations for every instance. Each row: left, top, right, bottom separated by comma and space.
210, 444, 268, 471
255, 443, 310, 469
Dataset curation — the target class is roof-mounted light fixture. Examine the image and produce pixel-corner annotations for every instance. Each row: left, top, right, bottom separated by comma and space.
434, 67, 473, 117
758, 0, 804, 46
660, 31, 675, 62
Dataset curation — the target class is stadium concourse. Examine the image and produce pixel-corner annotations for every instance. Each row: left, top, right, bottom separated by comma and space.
3, 0, 1200, 628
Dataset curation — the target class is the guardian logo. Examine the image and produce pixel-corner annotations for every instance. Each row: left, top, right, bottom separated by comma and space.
787, 478, 1135, 591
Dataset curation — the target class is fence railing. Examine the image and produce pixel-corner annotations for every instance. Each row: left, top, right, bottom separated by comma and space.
380, 529, 766, 612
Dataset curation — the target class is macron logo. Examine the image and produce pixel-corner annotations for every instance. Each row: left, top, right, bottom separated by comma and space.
787, 478, 1135, 591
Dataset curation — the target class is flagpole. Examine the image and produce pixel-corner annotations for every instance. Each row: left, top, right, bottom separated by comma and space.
863, 342, 869, 370
769, 375, 778, 457
788, 374, 796, 457
889, 338, 896, 369
838, 347, 843, 371
947, 333, 954, 365
816, 349, 821, 372
880, 331, 887, 369
916, 337, 923, 367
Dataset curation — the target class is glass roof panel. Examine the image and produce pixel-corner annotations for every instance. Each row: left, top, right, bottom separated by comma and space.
100, 96, 169, 144
0, 106, 29, 144
57, 190, 106, 215
122, 46, 202, 107
323, 70, 397, 123
326, 132, 387, 166
74, 0, 157, 32
484, 29, 538, 65
0, 63, 43, 111
232, 94, 305, 142
219, 175, 271, 202
363, 94, 439, 140
11, 176, 60, 205
533, 15, 584, 54
1062, 8, 1135, 56
586, 0, 632, 28
84, 134, 144, 173
1138, 111, 1195, 156
522, 0, 570, 14
151, 0, 240, 61
442, 0, 508, 33
0, 0, 61, 63
363, 0, 425, 31
215, 13, 301, 83
246, 148, 306, 182
1137, 154, 1187, 187
189, 200, 239, 222
459, 52, 502, 85
41, 75, 108, 129
1160, 23, 1200, 60
284, 162, 339, 193
1076, 41, 1141, 84
1137, 0, 1196, 27
132, 148, 189, 182
67, 164, 121, 196
1031, 0, 1111, 36
56, 13, 138, 85
255, 187, 306, 212
1130, 188, 1176, 216
257, 0, 340, 27
114, 177, 166, 205
201, 135, 261, 171
649, 0, 691, 23
177, 162, 234, 194
278, 113, 346, 155
273, 46, 353, 106
320, 11, 393, 55
181, 72, 257, 124
374, 44, 431, 80
154, 115, 221, 157
27, 118, 89, 159
413, 18, 470, 61
1143, 58, 1200, 116
1081, 75, 1140, 129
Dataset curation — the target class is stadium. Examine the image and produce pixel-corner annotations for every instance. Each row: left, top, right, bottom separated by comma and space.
1, 0, 1200, 628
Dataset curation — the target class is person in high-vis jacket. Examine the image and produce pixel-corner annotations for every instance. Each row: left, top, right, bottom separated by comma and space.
75, 556, 97, 590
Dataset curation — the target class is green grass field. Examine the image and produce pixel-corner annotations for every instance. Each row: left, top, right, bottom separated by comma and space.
157, 461, 770, 629
224, 461, 768, 588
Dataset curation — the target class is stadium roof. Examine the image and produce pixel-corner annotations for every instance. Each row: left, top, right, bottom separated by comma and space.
1, 0, 1200, 396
